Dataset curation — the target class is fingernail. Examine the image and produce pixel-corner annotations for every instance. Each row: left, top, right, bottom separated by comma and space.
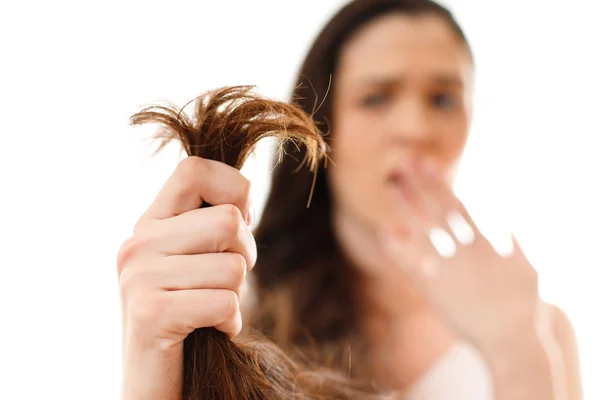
447, 210, 474, 246
428, 227, 457, 258
246, 202, 255, 227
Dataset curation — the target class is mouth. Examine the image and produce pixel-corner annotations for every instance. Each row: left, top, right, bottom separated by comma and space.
386, 169, 409, 198
388, 170, 406, 185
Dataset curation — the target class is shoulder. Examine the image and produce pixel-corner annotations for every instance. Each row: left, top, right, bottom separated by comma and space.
544, 303, 575, 339
542, 302, 583, 400
542, 302, 578, 353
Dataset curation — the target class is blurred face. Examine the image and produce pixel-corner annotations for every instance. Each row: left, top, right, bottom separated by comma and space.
330, 13, 474, 232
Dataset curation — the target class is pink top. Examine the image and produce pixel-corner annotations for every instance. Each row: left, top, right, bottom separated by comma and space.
400, 341, 494, 400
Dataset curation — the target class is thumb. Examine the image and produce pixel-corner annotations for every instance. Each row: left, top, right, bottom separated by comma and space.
510, 233, 523, 256
510, 233, 530, 262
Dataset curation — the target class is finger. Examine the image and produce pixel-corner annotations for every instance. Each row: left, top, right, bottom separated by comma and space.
419, 165, 477, 251
387, 185, 430, 245
138, 156, 253, 226
398, 165, 460, 258
382, 189, 439, 270
510, 234, 528, 261
420, 166, 490, 251
165, 289, 242, 338
432, 178, 482, 240
147, 253, 247, 296
387, 177, 456, 264
215, 306, 243, 338
402, 161, 434, 223
450, 203, 492, 252
408, 161, 460, 245
144, 204, 258, 270
380, 228, 442, 278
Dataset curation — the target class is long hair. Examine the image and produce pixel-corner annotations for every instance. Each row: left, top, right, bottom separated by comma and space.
253, 0, 471, 356
130, 1, 471, 398
131, 85, 379, 399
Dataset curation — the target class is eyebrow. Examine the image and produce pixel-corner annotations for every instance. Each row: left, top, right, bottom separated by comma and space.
356, 74, 464, 88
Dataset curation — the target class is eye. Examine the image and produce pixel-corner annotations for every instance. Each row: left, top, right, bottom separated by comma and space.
361, 92, 389, 108
431, 92, 458, 110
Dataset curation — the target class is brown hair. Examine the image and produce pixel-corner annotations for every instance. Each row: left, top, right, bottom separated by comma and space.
130, 85, 379, 399
129, 0, 471, 397
253, 0, 471, 357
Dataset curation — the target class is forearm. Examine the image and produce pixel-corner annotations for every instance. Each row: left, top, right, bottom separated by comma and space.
121, 341, 183, 400
483, 331, 567, 400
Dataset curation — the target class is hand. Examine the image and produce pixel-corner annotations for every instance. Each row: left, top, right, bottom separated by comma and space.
379, 161, 543, 353
116, 156, 257, 398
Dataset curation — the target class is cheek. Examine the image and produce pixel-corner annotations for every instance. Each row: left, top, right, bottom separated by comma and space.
329, 130, 363, 193
330, 109, 382, 163
442, 133, 467, 164
329, 116, 380, 183
327, 117, 385, 219
436, 118, 469, 169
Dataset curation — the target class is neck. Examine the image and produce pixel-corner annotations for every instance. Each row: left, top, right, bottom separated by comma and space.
333, 208, 456, 389
332, 206, 428, 316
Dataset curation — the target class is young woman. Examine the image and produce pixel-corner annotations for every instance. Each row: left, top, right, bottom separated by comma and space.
117, 0, 582, 398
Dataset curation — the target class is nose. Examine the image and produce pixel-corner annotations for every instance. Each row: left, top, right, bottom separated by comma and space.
386, 97, 433, 145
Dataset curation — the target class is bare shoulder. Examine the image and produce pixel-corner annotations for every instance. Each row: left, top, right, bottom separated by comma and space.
542, 303, 575, 338
543, 302, 583, 400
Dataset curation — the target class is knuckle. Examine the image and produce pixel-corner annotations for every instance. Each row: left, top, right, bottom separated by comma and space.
118, 266, 136, 294
116, 236, 149, 275
133, 215, 152, 236
173, 157, 208, 206
118, 265, 152, 299
219, 204, 243, 237
129, 292, 171, 327
239, 177, 252, 201
223, 253, 247, 289
132, 219, 144, 236
176, 156, 207, 182
138, 220, 163, 242
216, 290, 239, 322
223, 202, 243, 221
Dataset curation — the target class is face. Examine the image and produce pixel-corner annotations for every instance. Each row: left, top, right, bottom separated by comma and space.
329, 13, 474, 233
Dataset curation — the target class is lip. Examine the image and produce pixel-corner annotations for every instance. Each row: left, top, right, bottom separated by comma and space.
387, 170, 406, 186
386, 167, 409, 198
387, 159, 413, 184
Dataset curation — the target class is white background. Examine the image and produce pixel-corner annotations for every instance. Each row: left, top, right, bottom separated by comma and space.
0, 1, 598, 398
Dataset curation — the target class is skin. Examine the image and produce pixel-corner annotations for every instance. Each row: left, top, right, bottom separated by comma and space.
328, 13, 473, 388
329, 12, 582, 399
329, 11, 473, 389
117, 157, 255, 399
116, 12, 582, 400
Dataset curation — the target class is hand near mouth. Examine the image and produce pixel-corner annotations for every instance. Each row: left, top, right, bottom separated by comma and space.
379, 161, 562, 392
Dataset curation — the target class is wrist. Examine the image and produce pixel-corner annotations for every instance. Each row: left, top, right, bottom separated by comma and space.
121, 340, 183, 400
481, 331, 556, 400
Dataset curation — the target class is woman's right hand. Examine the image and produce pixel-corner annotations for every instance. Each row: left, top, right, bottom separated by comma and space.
116, 156, 257, 400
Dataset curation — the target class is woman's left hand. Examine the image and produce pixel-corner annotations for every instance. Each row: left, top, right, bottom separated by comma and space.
379, 160, 547, 354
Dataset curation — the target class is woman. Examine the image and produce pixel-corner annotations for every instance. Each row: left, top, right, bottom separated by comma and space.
117, 0, 582, 398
